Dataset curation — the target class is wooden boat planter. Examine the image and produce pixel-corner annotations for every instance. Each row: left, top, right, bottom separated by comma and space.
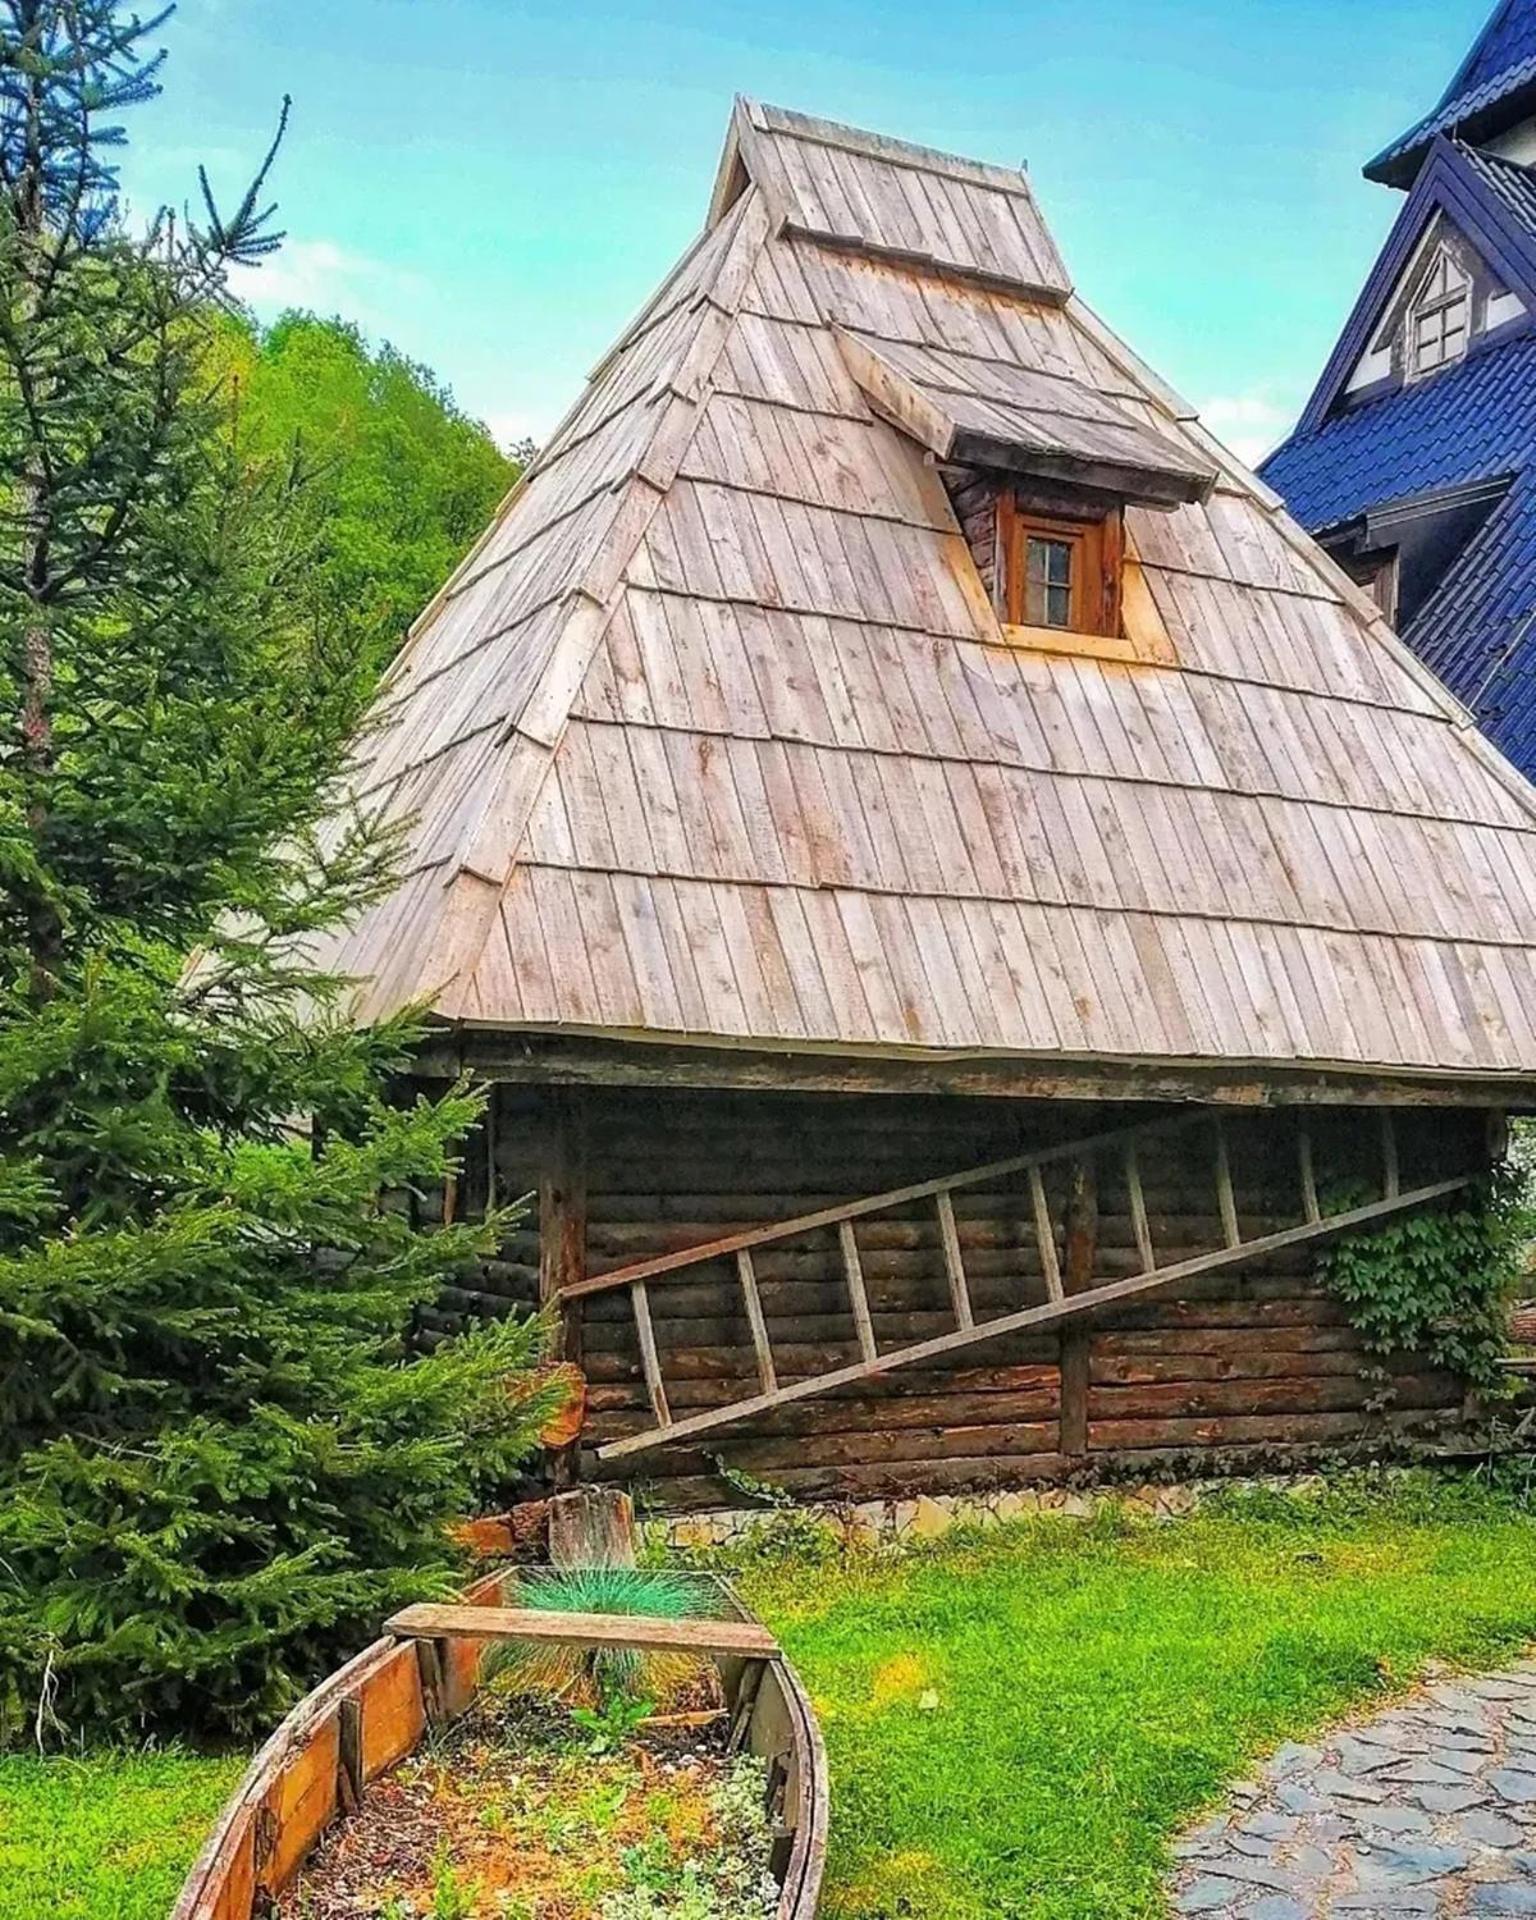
172, 1568, 826, 1919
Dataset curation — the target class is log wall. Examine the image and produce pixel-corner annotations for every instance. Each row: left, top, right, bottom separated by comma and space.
418, 1083, 1490, 1509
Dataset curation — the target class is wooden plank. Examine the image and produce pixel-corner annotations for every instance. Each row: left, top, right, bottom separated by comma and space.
538, 1087, 587, 1483
631, 1281, 671, 1427
386, 1603, 779, 1658
1029, 1162, 1063, 1302
1214, 1120, 1240, 1248
935, 1189, 974, 1330
737, 1248, 779, 1394
1298, 1120, 1321, 1225
1125, 1138, 1155, 1271
838, 1220, 879, 1364
1058, 1156, 1098, 1460
561, 1111, 1197, 1300
595, 1174, 1475, 1459
1381, 1109, 1400, 1200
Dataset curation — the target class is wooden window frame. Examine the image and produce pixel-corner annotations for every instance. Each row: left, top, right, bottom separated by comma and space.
1406, 247, 1471, 381
997, 493, 1125, 641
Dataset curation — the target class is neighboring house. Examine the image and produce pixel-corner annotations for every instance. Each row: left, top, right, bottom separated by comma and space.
321, 100, 1536, 1506
1263, 0, 1536, 778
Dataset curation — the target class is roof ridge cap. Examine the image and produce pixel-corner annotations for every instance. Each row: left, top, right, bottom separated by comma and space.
748, 98, 1035, 198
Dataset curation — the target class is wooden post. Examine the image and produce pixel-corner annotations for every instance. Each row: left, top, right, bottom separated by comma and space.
548, 1487, 637, 1569
538, 1087, 588, 1487
1058, 1156, 1098, 1463
337, 1695, 363, 1813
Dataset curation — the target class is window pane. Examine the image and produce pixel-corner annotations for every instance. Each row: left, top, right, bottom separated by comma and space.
1408, 249, 1470, 377
1025, 536, 1074, 626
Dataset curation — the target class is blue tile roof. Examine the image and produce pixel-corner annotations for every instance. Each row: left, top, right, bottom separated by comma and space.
1263, 333, 1536, 772
1461, 142, 1536, 232
1368, 1, 1536, 182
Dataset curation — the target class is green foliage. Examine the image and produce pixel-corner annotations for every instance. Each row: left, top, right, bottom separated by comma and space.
709, 1455, 797, 1509
600, 1757, 777, 1920
1317, 1172, 1529, 1397
490, 1567, 712, 1705
0, 7, 555, 1739
571, 1692, 655, 1754
208, 310, 516, 677
732, 1473, 1536, 1920
430, 1845, 480, 1920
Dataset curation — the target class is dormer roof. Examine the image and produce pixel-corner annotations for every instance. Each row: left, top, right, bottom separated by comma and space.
309, 101, 1536, 1092
833, 327, 1215, 509
1289, 137, 1536, 439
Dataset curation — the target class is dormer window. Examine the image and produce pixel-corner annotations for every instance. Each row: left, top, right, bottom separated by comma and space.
998, 494, 1123, 639
1408, 248, 1471, 378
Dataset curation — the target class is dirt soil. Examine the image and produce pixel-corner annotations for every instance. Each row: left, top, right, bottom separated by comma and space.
278, 1683, 763, 1920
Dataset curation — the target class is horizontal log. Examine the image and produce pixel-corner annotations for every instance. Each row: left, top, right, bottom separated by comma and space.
1089, 1350, 1370, 1387
584, 1352, 1060, 1390
597, 1452, 1077, 1509
386, 1604, 777, 1658
1089, 1372, 1458, 1421
1098, 1296, 1350, 1331
578, 1268, 1331, 1329
1088, 1406, 1459, 1451
623, 1419, 1065, 1475
589, 1386, 1063, 1431
1091, 1326, 1361, 1357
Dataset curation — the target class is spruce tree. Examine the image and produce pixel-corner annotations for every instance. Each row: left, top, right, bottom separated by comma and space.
0, 2, 554, 1740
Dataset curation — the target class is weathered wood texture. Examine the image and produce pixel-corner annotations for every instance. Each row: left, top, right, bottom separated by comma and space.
305, 101, 1536, 1095
440, 1084, 1488, 1506
176, 1558, 828, 1920
547, 1486, 637, 1568
387, 1602, 779, 1658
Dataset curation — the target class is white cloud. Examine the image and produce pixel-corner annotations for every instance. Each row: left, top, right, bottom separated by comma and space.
1196, 388, 1299, 469
227, 238, 425, 332
481, 404, 563, 456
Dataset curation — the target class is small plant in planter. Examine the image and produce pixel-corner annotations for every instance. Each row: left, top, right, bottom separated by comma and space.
487, 1565, 716, 1713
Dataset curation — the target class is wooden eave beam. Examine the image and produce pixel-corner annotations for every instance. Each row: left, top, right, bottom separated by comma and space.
414, 1031, 1536, 1112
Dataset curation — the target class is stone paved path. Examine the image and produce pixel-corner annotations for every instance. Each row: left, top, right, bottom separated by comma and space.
1169, 1659, 1536, 1916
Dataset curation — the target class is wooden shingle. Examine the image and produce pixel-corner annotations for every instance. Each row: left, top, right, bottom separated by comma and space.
311, 103, 1536, 1090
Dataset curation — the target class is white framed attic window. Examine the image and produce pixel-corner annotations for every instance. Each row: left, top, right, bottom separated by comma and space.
1408, 248, 1472, 379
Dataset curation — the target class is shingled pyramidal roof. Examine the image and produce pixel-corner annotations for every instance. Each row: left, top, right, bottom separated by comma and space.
315, 100, 1536, 1085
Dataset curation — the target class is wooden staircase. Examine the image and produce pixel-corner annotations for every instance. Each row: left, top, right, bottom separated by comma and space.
555, 1109, 1476, 1461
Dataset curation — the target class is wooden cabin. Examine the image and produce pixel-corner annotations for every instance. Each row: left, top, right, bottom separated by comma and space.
317, 101, 1536, 1508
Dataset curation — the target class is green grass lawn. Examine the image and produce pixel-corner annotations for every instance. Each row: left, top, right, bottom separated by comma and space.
5, 1474, 1536, 1919
0, 1745, 241, 1920
732, 1474, 1536, 1920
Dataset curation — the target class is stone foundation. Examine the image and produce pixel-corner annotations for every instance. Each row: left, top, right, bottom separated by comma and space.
649, 1475, 1331, 1552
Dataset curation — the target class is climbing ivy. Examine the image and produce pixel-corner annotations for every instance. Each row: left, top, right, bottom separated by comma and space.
1317, 1168, 1531, 1398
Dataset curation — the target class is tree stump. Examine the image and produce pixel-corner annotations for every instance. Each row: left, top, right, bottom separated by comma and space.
548, 1486, 637, 1569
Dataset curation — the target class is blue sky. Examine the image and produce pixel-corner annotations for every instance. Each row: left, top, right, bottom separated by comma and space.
122, 0, 1494, 464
